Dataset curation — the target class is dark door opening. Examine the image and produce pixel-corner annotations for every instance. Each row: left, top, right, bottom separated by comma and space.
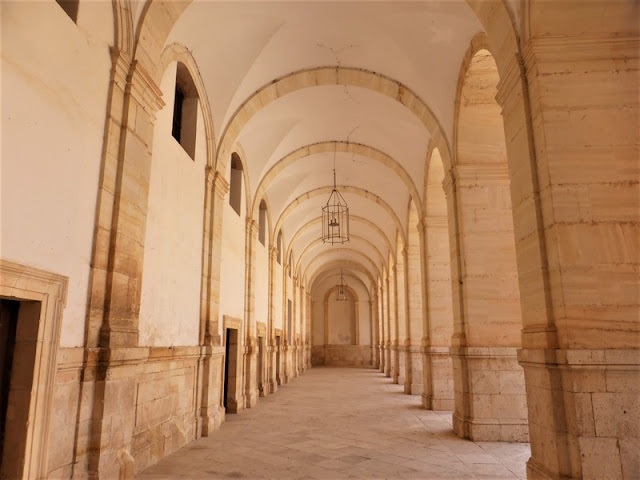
0, 299, 19, 460
275, 335, 281, 385
257, 336, 264, 397
223, 328, 239, 413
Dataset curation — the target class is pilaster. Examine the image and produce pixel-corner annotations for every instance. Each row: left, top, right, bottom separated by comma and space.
87, 50, 165, 480
267, 246, 279, 393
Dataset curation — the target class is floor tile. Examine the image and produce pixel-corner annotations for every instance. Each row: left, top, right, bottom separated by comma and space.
138, 367, 530, 479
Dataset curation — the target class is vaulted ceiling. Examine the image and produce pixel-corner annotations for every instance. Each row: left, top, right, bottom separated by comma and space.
138, 0, 516, 296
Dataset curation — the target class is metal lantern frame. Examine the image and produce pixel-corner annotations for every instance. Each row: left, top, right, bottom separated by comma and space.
322, 169, 350, 244
336, 269, 348, 301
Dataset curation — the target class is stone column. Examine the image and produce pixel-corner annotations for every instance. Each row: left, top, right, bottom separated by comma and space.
377, 286, 385, 372
448, 163, 528, 442
292, 276, 299, 377
389, 268, 399, 383
267, 247, 278, 393
370, 295, 380, 368
282, 267, 290, 384
406, 223, 424, 396
419, 214, 454, 410
306, 291, 312, 369
299, 284, 306, 373
383, 277, 392, 377
499, 14, 640, 477
395, 256, 408, 389
242, 219, 259, 408
87, 50, 164, 479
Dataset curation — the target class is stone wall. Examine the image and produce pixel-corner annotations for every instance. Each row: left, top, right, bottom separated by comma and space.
312, 345, 373, 367
45, 346, 225, 477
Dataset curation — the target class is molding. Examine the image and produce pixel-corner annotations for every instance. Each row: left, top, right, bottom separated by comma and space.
423, 215, 448, 229
127, 60, 165, 115
495, 53, 525, 107
523, 34, 640, 69
212, 172, 230, 197
453, 164, 510, 186
0, 259, 68, 480
223, 315, 242, 331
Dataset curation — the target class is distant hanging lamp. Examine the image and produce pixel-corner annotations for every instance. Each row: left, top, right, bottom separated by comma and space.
322, 151, 350, 244
336, 269, 348, 301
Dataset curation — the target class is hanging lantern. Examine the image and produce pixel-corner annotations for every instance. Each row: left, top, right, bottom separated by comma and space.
322, 168, 349, 244
336, 269, 348, 301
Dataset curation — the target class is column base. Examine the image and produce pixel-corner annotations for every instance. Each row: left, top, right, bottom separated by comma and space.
451, 346, 529, 442
453, 412, 529, 442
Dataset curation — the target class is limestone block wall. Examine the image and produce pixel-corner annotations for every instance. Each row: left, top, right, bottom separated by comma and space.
131, 351, 200, 472
45, 347, 223, 477
47, 349, 90, 478
312, 345, 373, 367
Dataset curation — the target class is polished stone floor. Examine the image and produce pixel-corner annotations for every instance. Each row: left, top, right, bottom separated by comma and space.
138, 367, 530, 479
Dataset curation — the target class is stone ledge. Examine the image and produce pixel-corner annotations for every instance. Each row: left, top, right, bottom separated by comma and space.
518, 348, 640, 366
450, 346, 519, 357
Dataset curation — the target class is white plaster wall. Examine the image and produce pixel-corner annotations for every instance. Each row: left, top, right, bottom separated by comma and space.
219, 168, 247, 323
254, 238, 269, 325
1, 3, 112, 347
311, 275, 371, 346
138, 62, 206, 346
358, 294, 372, 346
311, 298, 324, 345
328, 294, 355, 345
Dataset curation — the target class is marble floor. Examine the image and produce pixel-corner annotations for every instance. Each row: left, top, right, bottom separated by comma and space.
138, 367, 530, 480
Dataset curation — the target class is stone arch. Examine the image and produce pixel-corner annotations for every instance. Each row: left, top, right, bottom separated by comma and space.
216, 66, 452, 178
113, 0, 134, 54
288, 216, 395, 267
274, 186, 407, 250
309, 261, 376, 292
303, 249, 380, 285
295, 235, 387, 277
450, 40, 528, 442
250, 141, 423, 220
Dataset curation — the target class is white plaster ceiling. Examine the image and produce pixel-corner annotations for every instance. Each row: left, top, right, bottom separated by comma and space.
164, 0, 491, 292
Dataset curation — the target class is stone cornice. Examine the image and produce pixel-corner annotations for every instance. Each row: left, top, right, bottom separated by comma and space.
523, 34, 639, 70
495, 53, 525, 107
110, 47, 132, 91
453, 164, 510, 186
127, 60, 165, 115
423, 215, 449, 229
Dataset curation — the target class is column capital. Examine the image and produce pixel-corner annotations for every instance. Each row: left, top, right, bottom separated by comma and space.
495, 52, 526, 108
212, 171, 230, 198
110, 47, 132, 91
127, 59, 165, 115
442, 169, 456, 197
246, 218, 258, 237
